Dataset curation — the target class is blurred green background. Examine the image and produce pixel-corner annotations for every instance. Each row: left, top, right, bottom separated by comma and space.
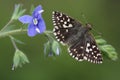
0, 0, 120, 80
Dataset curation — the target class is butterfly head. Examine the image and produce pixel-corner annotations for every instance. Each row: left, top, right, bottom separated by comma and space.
86, 23, 92, 30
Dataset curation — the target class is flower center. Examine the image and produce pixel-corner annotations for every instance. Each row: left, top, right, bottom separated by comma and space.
33, 18, 38, 25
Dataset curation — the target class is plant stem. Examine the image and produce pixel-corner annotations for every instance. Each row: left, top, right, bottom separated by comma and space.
44, 30, 54, 40
0, 19, 13, 31
9, 36, 18, 50
0, 29, 27, 38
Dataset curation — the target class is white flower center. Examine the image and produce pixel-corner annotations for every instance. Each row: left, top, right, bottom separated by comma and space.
33, 18, 38, 25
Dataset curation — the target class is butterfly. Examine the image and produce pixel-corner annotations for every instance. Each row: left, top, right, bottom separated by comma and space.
52, 11, 103, 64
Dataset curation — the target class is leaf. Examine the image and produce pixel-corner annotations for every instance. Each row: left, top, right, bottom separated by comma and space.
10, 36, 25, 44
12, 49, 29, 70
30, 5, 35, 15
99, 45, 118, 61
96, 38, 107, 45
44, 41, 52, 56
52, 41, 60, 55
11, 4, 26, 20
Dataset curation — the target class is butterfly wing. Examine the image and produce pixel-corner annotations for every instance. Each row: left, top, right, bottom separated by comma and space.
52, 11, 82, 45
84, 33, 103, 63
68, 36, 86, 61
69, 33, 103, 64
52, 11, 103, 64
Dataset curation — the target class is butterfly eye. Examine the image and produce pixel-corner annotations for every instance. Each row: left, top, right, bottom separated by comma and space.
86, 23, 92, 30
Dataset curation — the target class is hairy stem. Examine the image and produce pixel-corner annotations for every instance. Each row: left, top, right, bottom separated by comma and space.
0, 29, 27, 38
0, 19, 13, 31
9, 36, 18, 50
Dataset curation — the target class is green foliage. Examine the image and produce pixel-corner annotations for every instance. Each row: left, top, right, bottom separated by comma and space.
11, 36, 25, 44
0, 4, 118, 70
95, 36, 118, 61
11, 4, 26, 20
12, 49, 29, 70
44, 41, 51, 56
52, 41, 60, 55
44, 40, 61, 56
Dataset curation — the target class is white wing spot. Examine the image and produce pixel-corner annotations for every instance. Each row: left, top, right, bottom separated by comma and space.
53, 23, 56, 26
63, 24, 68, 28
67, 18, 70, 22
60, 13, 62, 17
57, 39, 60, 41
53, 21, 55, 23
77, 54, 80, 57
53, 32, 57, 35
87, 43, 90, 47
66, 29, 68, 32
75, 57, 78, 60
62, 36, 65, 38
73, 49, 76, 51
84, 56, 87, 60
56, 17, 60, 20
64, 21, 67, 24
94, 51, 97, 53
60, 34, 63, 36
80, 46, 84, 49
57, 31, 60, 35
63, 24, 73, 28
79, 59, 83, 61
88, 59, 90, 61
89, 48, 92, 51
68, 24, 73, 27
52, 11, 55, 14
55, 26, 59, 29
82, 53, 84, 56
92, 45, 96, 48
72, 55, 75, 58
86, 47, 89, 53
91, 52, 94, 55
60, 41, 63, 44
69, 53, 72, 55
53, 28, 55, 32
60, 20, 63, 22
97, 53, 101, 56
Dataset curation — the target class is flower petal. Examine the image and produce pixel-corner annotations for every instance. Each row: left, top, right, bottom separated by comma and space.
27, 23, 37, 37
18, 15, 33, 24
32, 5, 43, 17
38, 18, 46, 33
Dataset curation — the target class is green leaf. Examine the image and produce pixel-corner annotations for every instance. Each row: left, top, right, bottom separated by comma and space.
30, 5, 35, 15
11, 4, 26, 20
52, 41, 60, 55
95, 35, 118, 61
96, 38, 107, 45
99, 45, 118, 61
44, 41, 51, 56
12, 49, 29, 70
10, 36, 24, 44
0, 25, 15, 32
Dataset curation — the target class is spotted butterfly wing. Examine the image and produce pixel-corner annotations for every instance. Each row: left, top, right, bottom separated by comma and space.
69, 33, 102, 63
52, 11, 83, 45
52, 11, 103, 64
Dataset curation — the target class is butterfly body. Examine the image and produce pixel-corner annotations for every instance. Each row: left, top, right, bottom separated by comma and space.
52, 11, 103, 64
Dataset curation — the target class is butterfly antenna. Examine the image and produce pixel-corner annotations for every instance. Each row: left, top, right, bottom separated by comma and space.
81, 13, 88, 24
92, 25, 102, 35
81, 13, 102, 35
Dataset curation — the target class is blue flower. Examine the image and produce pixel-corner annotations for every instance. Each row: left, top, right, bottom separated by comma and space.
18, 5, 46, 37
